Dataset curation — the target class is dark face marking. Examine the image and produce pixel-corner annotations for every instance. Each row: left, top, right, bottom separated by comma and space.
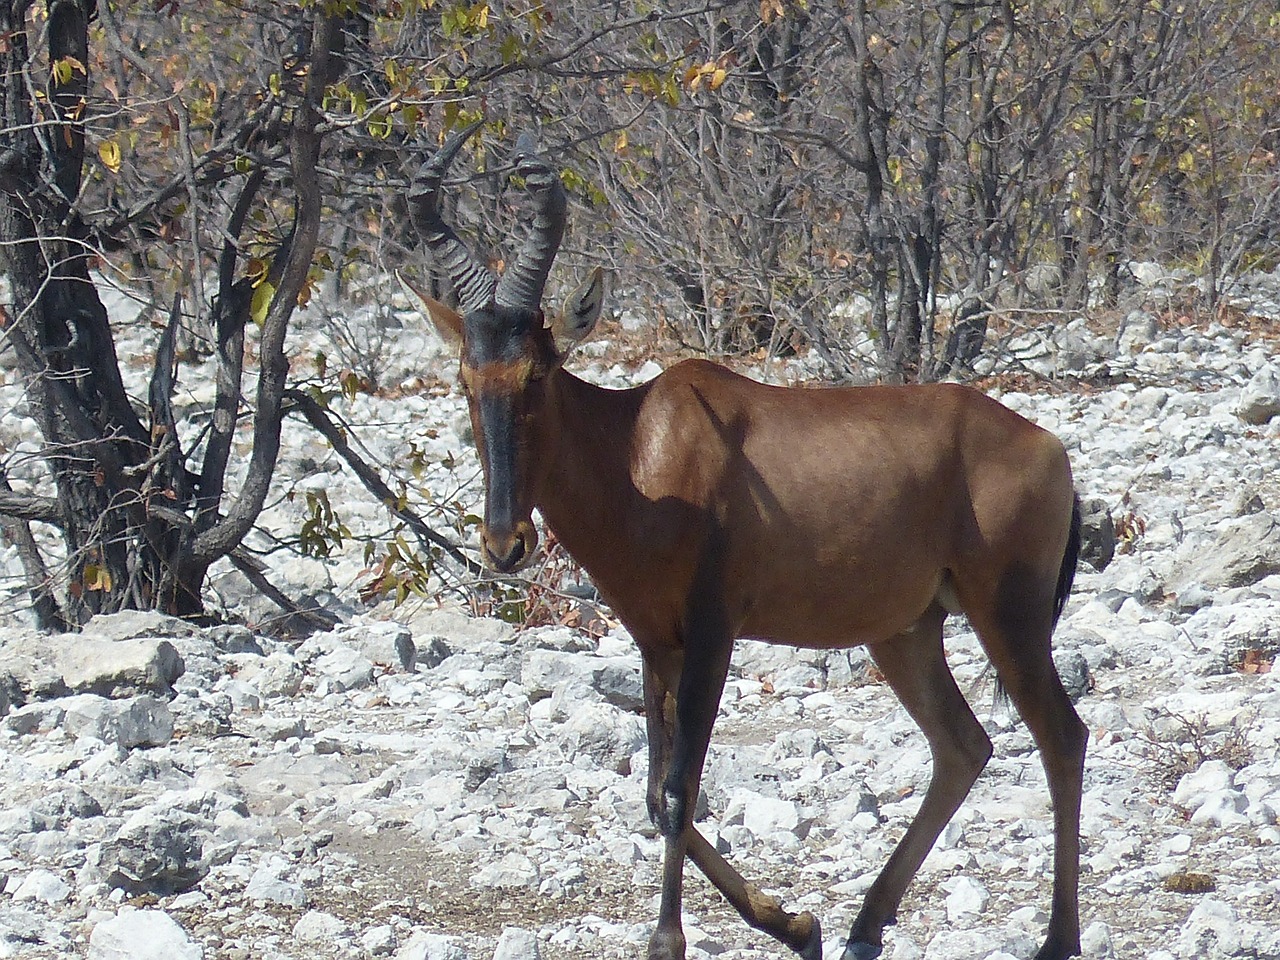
459, 306, 557, 572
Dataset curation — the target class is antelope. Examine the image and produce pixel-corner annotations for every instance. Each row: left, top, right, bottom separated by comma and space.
400, 122, 1087, 960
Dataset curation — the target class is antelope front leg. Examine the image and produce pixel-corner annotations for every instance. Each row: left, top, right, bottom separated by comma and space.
643, 638, 820, 960
642, 657, 678, 833
644, 619, 733, 960
685, 829, 822, 960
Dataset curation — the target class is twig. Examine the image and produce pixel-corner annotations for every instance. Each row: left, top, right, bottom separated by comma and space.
226, 548, 339, 633
283, 388, 484, 579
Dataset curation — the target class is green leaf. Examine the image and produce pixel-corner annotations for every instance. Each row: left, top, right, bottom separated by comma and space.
250, 281, 275, 326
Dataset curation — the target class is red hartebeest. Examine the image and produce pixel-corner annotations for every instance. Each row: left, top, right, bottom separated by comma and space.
400, 123, 1086, 960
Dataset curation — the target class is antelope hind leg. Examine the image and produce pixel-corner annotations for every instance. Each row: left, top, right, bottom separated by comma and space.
845, 614, 992, 958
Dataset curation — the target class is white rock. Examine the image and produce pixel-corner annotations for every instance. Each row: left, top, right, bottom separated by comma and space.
520, 648, 643, 709
313, 644, 375, 691
99, 808, 208, 894
88, 908, 202, 960
249, 652, 305, 698
470, 852, 537, 889
942, 875, 990, 922
244, 856, 309, 908
1190, 790, 1249, 827
396, 931, 469, 960
293, 910, 348, 943
59, 637, 185, 696
1238, 363, 1280, 424
363, 924, 398, 956
1080, 921, 1115, 957
1173, 760, 1248, 825
11, 868, 71, 904
557, 701, 645, 771
60, 693, 174, 748
341, 620, 417, 672
1177, 898, 1241, 957
492, 926, 539, 960
724, 789, 802, 838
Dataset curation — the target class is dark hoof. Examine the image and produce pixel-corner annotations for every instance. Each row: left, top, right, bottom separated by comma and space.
795, 916, 823, 960
842, 941, 883, 960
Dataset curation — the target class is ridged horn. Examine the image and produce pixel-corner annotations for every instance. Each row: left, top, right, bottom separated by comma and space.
408, 119, 495, 314
494, 132, 567, 311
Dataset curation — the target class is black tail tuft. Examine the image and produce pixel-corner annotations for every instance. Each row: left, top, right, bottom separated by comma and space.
1053, 494, 1083, 626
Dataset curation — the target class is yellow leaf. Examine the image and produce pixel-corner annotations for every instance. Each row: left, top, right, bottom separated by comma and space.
250, 281, 275, 326
51, 55, 84, 86
98, 140, 122, 173
83, 563, 113, 592
614, 130, 629, 154
709, 67, 728, 90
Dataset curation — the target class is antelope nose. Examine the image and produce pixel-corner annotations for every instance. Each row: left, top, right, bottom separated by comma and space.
482, 522, 537, 573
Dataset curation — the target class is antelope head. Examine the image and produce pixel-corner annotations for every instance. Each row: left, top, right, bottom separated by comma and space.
399, 123, 606, 573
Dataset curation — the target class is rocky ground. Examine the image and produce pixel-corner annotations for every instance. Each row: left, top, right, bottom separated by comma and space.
2, 270, 1280, 960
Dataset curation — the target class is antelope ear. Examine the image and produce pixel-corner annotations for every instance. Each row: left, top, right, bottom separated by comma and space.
550, 266, 605, 359
397, 270, 463, 350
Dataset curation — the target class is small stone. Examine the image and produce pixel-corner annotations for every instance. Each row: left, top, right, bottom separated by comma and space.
362, 924, 397, 956
88, 908, 203, 960
345, 622, 417, 672
1053, 649, 1092, 702
1078, 496, 1116, 572
492, 927, 539, 960
1177, 898, 1241, 957
245, 856, 309, 908
1238, 363, 1280, 424
416, 636, 453, 670
61, 693, 174, 748
470, 852, 537, 889
395, 931, 469, 960
100, 809, 207, 894
59, 637, 185, 697
293, 910, 348, 943
942, 874, 989, 922
11, 869, 71, 904
725, 790, 803, 838
250, 653, 305, 698
314, 644, 375, 691
249, 713, 309, 741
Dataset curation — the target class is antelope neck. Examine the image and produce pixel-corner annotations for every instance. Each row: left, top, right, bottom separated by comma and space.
534, 370, 647, 551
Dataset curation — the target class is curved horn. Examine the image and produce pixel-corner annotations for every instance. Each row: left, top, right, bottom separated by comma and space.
409, 119, 495, 313
494, 132, 567, 311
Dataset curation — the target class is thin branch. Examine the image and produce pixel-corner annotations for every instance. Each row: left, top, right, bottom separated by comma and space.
283, 388, 484, 579
227, 549, 340, 633
0, 472, 67, 631
0, 488, 63, 525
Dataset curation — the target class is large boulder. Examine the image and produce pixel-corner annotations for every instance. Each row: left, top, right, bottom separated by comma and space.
0, 614, 186, 706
